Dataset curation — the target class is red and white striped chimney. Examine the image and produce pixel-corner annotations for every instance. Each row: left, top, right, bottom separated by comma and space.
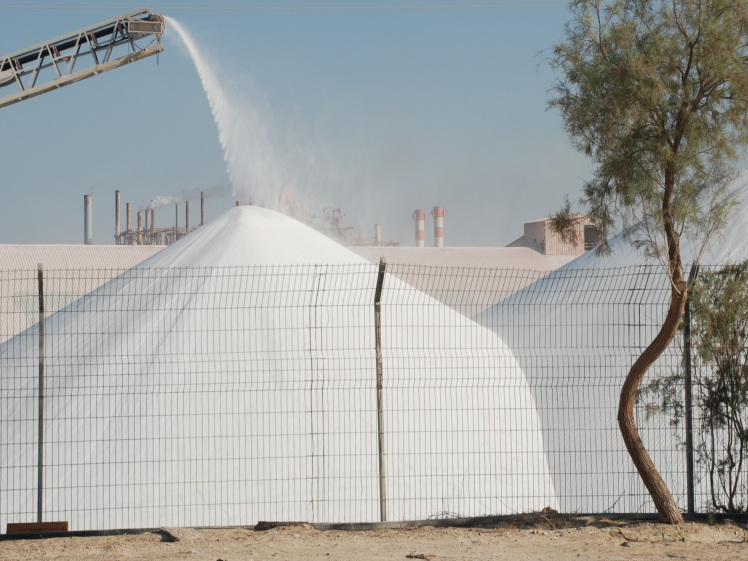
432, 206, 445, 248
413, 209, 426, 247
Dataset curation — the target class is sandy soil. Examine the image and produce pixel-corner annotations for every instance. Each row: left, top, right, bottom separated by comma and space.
0, 518, 746, 560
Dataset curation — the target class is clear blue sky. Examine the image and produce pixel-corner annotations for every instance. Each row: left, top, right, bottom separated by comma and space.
0, 1, 595, 247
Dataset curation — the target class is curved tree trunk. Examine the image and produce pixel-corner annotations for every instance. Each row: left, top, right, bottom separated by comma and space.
618, 165, 686, 524
618, 284, 686, 523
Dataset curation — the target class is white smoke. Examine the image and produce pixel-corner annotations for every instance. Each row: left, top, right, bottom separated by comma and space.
139, 182, 230, 212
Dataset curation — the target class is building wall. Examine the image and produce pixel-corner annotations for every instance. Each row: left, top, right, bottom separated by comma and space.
543, 214, 594, 256
523, 221, 547, 253
511, 214, 597, 256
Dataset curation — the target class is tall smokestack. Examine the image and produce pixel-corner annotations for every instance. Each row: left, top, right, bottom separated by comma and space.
185, 200, 190, 234
413, 209, 425, 248
375, 223, 381, 245
151, 209, 155, 232
137, 212, 143, 245
432, 206, 445, 248
201, 191, 205, 226
127, 203, 132, 232
115, 190, 121, 237
84, 194, 93, 245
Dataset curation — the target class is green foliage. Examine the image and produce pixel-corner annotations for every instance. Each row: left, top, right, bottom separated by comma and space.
706, 501, 716, 525
549, 0, 748, 265
549, 194, 581, 245
690, 262, 748, 512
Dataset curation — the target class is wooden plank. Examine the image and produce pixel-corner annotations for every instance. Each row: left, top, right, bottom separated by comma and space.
6, 521, 68, 534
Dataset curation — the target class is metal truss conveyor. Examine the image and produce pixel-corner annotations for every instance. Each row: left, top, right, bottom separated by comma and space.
0, 8, 165, 109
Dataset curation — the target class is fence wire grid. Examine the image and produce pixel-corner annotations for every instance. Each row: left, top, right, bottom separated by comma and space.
0, 263, 737, 531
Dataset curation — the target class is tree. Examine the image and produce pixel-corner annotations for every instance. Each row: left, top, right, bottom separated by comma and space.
550, 0, 748, 523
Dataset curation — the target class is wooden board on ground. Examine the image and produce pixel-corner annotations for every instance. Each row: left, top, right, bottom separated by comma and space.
6, 521, 68, 534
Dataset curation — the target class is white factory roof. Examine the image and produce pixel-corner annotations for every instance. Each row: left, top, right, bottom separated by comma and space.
0, 242, 576, 339
0, 244, 164, 343
0, 244, 164, 270
351, 246, 577, 316
352, 246, 575, 270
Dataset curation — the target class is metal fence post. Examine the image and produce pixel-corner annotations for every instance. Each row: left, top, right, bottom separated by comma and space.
374, 258, 387, 522
684, 263, 699, 514
37, 263, 45, 523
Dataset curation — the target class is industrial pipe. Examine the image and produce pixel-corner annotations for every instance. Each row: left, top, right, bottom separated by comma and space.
115, 190, 121, 237
84, 195, 93, 245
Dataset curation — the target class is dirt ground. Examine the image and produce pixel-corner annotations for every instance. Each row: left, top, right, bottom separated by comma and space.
0, 517, 746, 561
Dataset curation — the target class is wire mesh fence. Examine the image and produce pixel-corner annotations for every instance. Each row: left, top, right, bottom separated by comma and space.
0, 263, 739, 531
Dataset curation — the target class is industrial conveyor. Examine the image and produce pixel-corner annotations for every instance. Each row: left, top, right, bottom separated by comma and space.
0, 8, 164, 109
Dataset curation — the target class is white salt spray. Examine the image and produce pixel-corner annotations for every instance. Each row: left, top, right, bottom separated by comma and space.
166, 17, 287, 208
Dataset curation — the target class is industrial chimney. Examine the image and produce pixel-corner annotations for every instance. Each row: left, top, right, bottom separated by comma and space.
201, 191, 205, 226
115, 190, 121, 237
413, 209, 425, 248
375, 223, 381, 245
84, 194, 93, 245
432, 206, 445, 248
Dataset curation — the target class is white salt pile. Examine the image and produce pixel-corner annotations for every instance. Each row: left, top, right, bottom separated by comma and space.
0, 205, 556, 531
479, 170, 748, 514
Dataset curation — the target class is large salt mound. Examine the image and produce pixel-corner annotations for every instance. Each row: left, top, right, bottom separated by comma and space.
478, 170, 748, 513
0, 206, 556, 531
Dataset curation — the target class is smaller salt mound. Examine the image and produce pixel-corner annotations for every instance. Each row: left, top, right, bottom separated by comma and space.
478, 170, 748, 514
563, 170, 748, 270
0, 206, 556, 531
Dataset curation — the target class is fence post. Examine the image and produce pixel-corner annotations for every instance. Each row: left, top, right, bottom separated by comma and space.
374, 258, 387, 522
37, 263, 45, 523
683, 263, 699, 514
